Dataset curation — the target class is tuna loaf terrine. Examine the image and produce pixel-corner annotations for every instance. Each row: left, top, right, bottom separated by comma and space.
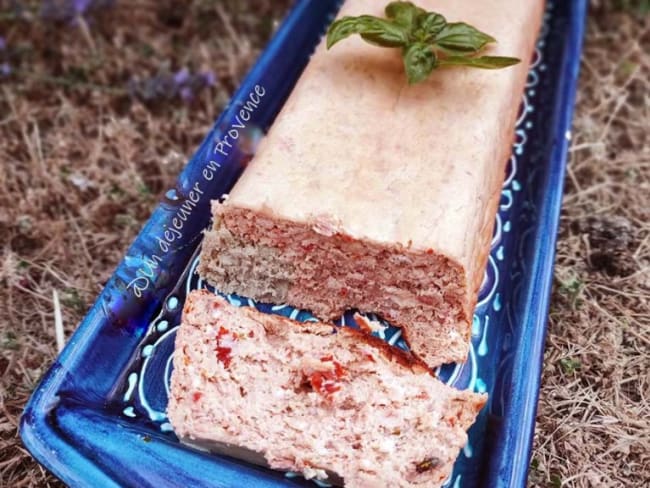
168, 290, 486, 488
198, 0, 544, 367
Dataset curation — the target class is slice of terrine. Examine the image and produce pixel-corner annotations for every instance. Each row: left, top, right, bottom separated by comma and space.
199, 0, 544, 366
168, 290, 486, 488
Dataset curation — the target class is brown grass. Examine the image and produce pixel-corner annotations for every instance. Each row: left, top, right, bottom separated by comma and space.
0, 1, 290, 486
529, 5, 650, 488
0, 1, 647, 487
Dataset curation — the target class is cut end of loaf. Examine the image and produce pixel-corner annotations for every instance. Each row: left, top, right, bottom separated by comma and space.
168, 290, 486, 488
198, 201, 472, 367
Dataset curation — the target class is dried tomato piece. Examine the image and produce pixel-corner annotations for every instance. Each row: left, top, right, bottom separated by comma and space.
323, 382, 341, 394
214, 327, 237, 368
216, 346, 232, 368
310, 367, 345, 397
309, 371, 324, 393
333, 361, 346, 378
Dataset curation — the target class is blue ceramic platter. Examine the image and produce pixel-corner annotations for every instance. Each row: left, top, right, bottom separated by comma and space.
21, 1, 587, 487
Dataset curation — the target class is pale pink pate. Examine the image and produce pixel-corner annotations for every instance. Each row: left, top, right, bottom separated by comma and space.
168, 290, 486, 488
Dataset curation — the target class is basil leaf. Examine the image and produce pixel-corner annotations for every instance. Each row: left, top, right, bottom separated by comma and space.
326, 2, 520, 84
385, 1, 425, 30
327, 15, 410, 49
433, 22, 496, 53
437, 55, 520, 69
402, 43, 436, 84
414, 12, 446, 42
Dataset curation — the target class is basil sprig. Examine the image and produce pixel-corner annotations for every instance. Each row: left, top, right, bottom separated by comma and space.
327, 1, 520, 84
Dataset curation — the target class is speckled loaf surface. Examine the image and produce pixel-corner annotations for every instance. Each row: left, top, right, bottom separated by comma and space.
168, 291, 486, 488
199, 0, 545, 367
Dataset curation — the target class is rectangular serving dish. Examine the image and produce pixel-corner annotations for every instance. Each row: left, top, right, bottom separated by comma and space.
20, 1, 587, 486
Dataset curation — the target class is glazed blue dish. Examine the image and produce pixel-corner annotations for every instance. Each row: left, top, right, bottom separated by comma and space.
21, 1, 587, 486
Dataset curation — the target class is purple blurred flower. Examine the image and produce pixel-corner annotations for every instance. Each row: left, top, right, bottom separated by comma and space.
173, 68, 190, 86
41, 0, 115, 23
73, 0, 92, 14
0, 62, 11, 77
128, 67, 217, 105
127, 73, 176, 102
201, 70, 216, 87
0, 37, 10, 79
179, 86, 193, 101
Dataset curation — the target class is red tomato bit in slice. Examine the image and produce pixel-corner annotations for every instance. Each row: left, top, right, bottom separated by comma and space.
309, 371, 340, 395
333, 361, 346, 378
192, 392, 203, 402
309, 361, 346, 397
323, 382, 341, 394
216, 326, 229, 341
216, 346, 232, 368
310, 371, 325, 393
215, 327, 237, 368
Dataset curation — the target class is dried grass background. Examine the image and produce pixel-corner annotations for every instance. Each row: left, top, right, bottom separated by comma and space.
530, 4, 649, 487
0, 1, 647, 487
